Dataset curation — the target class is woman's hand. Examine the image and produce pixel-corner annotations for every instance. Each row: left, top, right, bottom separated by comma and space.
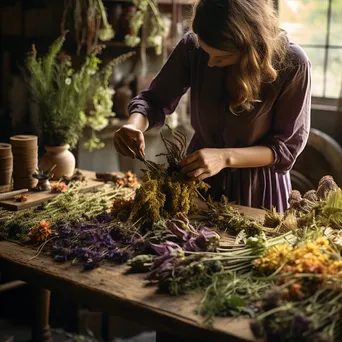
180, 146, 275, 179
180, 148, 228, 180
113, 124, 145, 160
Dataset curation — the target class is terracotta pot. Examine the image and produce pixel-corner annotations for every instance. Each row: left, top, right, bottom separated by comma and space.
0, 184, 11, 193
10, 135, 38, 148
39, 144, 75, 180
0, 143, 12, 157
0, 156, 13, 170
0, 170, 12, 185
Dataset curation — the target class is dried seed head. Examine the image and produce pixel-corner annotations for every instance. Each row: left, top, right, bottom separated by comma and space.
263, 207, 283, 229
316, 177, 338, 199
303, 189, 318, 202
318, 175, 334, 187
289, 190, 302, 202
278, 211, 297, 233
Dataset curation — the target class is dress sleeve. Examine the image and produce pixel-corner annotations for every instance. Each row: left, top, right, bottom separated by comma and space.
128, 33, 193, 129
261, 60, 312, 175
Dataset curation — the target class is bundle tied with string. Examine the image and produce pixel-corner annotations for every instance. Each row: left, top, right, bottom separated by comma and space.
129, 125, 210, 230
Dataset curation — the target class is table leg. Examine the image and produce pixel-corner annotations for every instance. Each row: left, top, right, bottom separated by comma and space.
31, 288, 53, 342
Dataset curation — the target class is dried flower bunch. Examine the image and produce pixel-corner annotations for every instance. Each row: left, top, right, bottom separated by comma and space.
51, 212, 135, 270
201, 196, 264, 237
1, 183, 135, 241
51, 182, 69, 193
28, 220, 52, 243
263, 175, 342, 240
130, 125, 210, 228
249, 238, 342, 342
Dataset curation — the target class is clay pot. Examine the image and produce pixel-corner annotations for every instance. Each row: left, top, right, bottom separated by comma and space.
10, 135, 38, 148
10, 135, 38, 190
0, 156, 13, 170
39, 144, 76, 180
0, 184, 11, 193
0, 143, 13, 189
0, 170, 12, 185
0, 143, 12, 157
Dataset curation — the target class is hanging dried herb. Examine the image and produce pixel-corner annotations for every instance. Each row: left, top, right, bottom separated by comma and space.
124, 0, 167, 55
62, 0, 115, 55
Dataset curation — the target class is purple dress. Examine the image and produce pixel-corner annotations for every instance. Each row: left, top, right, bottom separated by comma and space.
128, 33, 311, 212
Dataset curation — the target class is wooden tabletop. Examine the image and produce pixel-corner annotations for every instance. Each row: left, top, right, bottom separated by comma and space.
0, 205, 265, 342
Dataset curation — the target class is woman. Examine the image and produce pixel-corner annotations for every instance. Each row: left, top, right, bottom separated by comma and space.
113, 0, 311, 212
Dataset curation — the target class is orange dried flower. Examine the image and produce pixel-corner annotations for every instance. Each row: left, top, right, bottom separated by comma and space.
28, 220, 52, 242
125, 171, 139, 187
116, 179, 125, 186
51, 182, 68, 193
14, 194, 29, 202
115, 171, 139, 188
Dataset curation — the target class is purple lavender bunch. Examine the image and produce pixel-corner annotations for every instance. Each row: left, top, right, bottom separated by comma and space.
51, 220, 132, 270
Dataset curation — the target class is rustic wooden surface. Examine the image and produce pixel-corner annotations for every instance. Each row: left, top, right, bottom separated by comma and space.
0, 241, 253, 342
0, 205, 265, 342
0, 170, 104, 211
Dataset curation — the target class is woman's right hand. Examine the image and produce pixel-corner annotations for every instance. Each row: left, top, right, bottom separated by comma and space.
113, 124, 146, 160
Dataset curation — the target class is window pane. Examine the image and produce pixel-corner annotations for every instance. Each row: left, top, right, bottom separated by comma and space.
325, 49, 342, 98
330, 0, 342, 47
302, 47, 325, 97
279, 0, 328, 45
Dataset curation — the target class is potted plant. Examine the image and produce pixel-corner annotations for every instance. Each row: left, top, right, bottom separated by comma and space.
23, 34, 133, 179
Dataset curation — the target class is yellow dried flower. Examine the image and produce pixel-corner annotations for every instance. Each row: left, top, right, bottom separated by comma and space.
255, 237, 340, 277
254, 244, 293, 274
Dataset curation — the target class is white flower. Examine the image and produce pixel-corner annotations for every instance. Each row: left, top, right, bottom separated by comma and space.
65, 78, 71, 85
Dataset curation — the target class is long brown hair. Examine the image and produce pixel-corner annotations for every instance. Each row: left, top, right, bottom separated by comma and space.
191, 0, 288, 114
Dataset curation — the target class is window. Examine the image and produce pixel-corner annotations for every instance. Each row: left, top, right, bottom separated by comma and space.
278, 0, 342, 99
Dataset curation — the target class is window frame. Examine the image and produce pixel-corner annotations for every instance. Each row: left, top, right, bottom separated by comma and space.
275, 0, 342, 104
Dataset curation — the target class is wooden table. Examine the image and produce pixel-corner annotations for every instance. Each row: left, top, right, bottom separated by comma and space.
0, 205, 265, 342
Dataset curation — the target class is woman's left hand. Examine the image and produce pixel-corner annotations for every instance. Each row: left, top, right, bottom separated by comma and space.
179, 148, 227, 180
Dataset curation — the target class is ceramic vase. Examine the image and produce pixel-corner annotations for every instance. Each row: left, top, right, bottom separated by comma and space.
40, 144, 75, 180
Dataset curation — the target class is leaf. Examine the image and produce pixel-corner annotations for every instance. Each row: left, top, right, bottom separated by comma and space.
43, 35, 66, 90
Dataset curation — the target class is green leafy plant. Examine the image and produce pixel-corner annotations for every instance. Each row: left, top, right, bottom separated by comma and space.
24, 34, 134, 150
